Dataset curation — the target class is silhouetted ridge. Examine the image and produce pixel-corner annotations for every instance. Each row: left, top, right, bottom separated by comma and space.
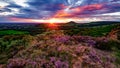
67, 21, 77, 24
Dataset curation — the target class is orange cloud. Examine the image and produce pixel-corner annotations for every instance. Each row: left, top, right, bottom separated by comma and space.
10, 17, 33, 22
83, 4, 103, 11
54, 10, 73, 18
53, 4, 103, 18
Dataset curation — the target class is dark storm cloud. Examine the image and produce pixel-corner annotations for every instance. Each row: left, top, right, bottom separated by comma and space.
0, 8, 12, 12
11, 0, 67, 19
6, 3, 22, 8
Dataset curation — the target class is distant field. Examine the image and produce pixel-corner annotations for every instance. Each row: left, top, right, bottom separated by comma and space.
0, 30, 29, 35
0, 22, 119, 36
64, 24, 118, 37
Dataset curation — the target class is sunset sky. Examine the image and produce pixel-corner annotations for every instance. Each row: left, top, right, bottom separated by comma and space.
0, 0, 120, 23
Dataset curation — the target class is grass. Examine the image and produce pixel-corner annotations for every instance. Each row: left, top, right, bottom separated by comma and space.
0, 30, 29, 35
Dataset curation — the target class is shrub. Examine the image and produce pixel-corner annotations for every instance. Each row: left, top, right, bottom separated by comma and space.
96, 39, 120, 51
0, 35, 34, 64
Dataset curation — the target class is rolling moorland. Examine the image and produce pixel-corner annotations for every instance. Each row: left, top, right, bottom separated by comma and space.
0, 21, 120, 68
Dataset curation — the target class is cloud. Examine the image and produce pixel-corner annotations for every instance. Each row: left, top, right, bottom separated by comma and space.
0, 0, 120, 22
11, 0, 29, 7
6, 3, 22, 8
54, 1, 120, 18
101, 12, 120, 16
54, 4, 104, 18
0, 1, 9, 8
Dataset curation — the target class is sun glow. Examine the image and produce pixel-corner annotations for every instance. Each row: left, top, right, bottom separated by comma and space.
32, 18, 73, 23
10, 17, 102, 23
49, 18, 57, 24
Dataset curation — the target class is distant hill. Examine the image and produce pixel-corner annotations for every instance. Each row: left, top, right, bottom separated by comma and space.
67, 21, 77, 24
76, 21, 120, 27
65, 21, 78, 26
90, 21, 120, 25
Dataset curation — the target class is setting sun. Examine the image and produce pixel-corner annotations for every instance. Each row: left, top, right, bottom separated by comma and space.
49, 19, 56, 24
50, 22, 54, 24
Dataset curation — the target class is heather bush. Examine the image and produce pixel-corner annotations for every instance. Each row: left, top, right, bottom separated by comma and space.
71, 36, 96, 47
96, 39, 120, 51
114, 50, 120, 64
0, 35, 33, 52
0, 35, 34, 64
0, 30, 119, 68
117, 31, 120, 40
5, 31, 116, 68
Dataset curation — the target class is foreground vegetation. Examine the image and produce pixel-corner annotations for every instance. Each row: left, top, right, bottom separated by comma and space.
0, 23, 120, 68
